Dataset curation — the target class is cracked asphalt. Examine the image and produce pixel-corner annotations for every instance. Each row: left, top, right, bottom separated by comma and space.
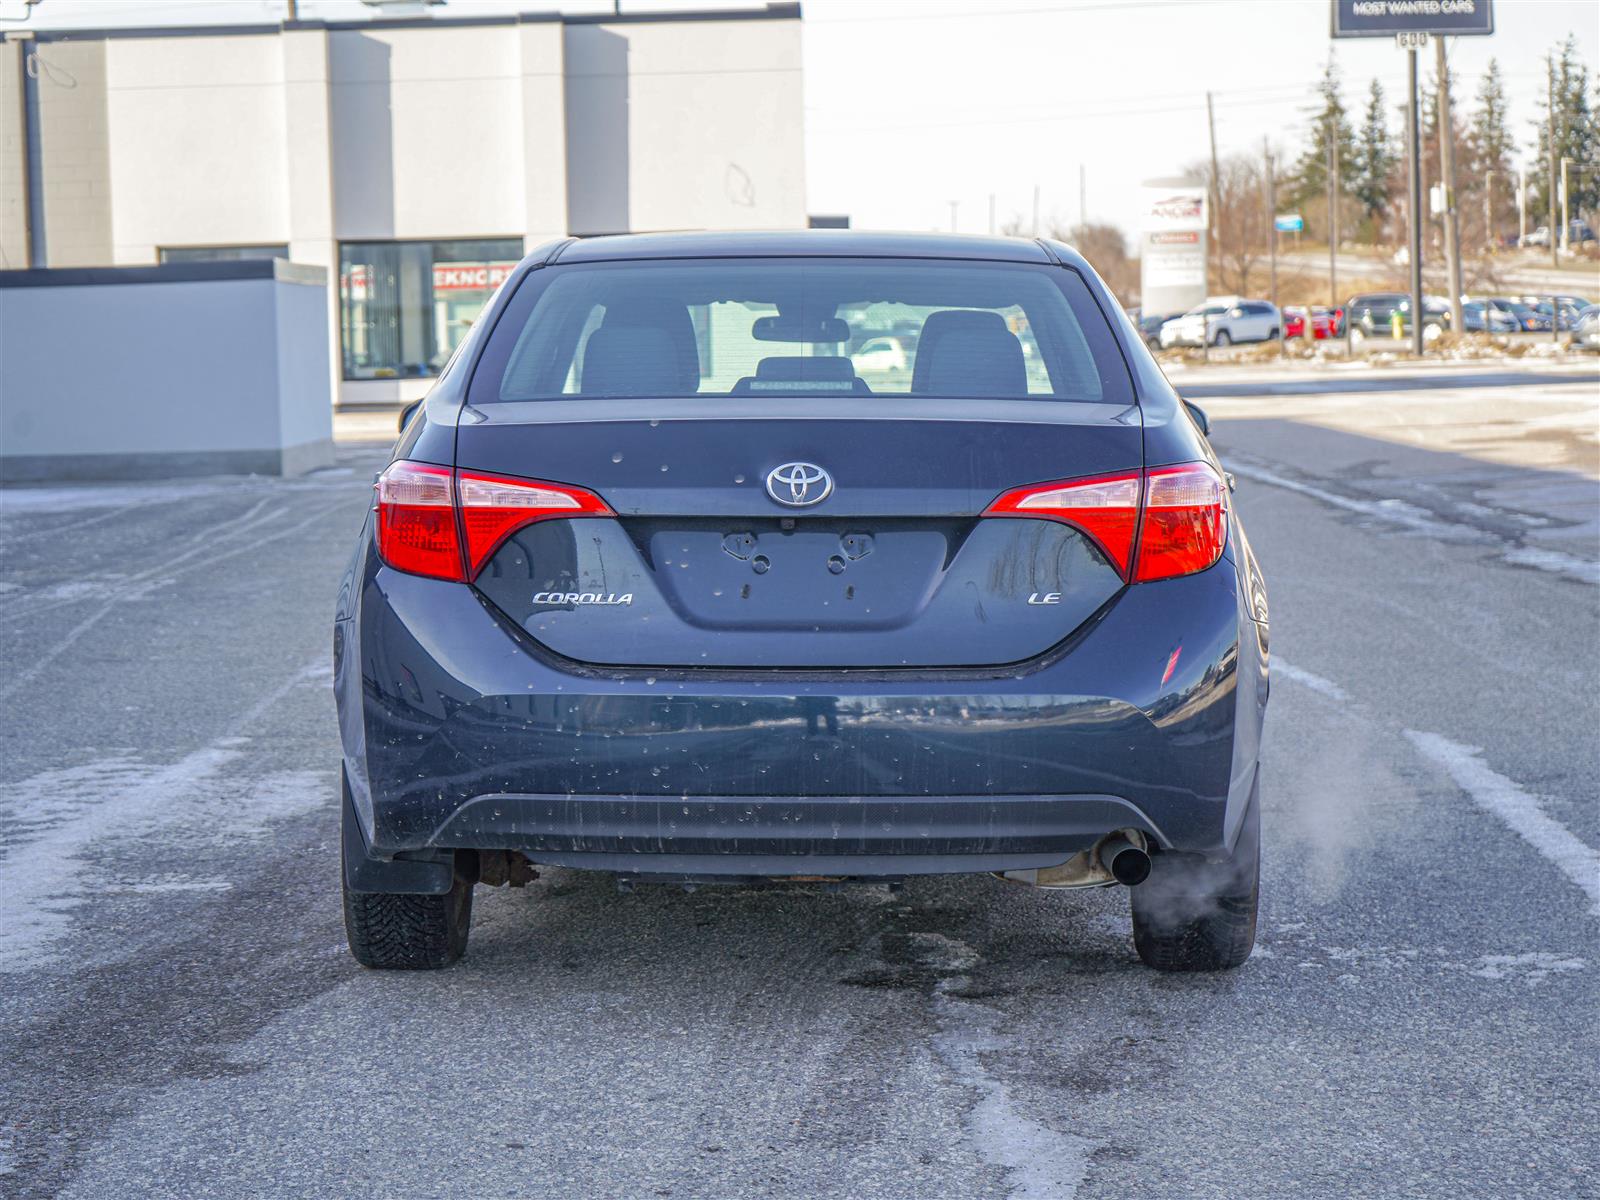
1, 364, 1596, 1199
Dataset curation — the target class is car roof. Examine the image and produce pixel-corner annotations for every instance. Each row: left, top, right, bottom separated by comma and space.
554, 229, 1056, 264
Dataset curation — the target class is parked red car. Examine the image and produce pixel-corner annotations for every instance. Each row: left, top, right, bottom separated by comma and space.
1283, 305, 1336, 339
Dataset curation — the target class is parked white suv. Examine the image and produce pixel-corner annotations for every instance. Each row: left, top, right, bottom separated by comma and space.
1159, 298, 1281, 348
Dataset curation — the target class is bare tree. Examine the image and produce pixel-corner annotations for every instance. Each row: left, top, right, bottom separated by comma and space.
1191, 154, 1269, 296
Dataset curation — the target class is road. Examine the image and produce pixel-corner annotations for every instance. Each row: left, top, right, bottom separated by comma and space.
2, 366, 1597, 1199
1276, 246, 1600, 299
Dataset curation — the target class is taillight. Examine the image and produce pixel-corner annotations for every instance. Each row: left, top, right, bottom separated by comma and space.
1134, 462, 1227, 582
986, 471, 1141, 576
373, 461, 611, 582
375, 461, 462, 581
984, 461, 1226, 584
456, 469, 611, 577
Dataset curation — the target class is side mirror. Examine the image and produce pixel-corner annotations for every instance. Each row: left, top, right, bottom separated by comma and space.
398, 400, 423, 433
1183, 399, 1211, 437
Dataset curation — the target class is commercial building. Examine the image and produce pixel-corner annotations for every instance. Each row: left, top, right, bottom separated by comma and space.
0, 4, 806, 408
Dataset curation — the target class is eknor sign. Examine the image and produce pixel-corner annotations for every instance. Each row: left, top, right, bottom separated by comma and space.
1331, 0, 1494, 38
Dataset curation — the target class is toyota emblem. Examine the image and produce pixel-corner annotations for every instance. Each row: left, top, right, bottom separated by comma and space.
765, 462, 833, 507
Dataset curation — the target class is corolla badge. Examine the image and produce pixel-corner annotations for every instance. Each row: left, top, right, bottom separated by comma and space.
532, 591, 633, 605
765, 462, 833, 507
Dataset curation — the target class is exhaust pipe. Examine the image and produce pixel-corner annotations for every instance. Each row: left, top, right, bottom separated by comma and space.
1097, 835, 1151, 886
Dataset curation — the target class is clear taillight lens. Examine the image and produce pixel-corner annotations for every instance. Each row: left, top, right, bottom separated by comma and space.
373, 461, 611, 582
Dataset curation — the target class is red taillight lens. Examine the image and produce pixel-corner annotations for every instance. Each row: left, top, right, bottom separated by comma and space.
374, 461, 611, 582
986, 471, 1141, 576
375, 461, 463, 581
1132, 462, 1227, 583
456, 469, 611, 577
984, 461, 1226, 584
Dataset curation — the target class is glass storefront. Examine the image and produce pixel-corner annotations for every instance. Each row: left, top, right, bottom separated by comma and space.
338, 238, 524, 380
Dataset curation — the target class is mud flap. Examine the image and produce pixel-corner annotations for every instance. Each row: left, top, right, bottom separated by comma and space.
341, 769, 456, 895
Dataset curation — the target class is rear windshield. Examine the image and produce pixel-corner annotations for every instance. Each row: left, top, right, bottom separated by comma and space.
470, 258, 1133, 405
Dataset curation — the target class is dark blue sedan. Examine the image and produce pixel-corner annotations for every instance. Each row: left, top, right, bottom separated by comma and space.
334, 231, 1270, 972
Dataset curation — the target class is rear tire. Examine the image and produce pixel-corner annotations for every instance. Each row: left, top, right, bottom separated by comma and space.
343, 853, 473, 970
1130, 789, 1259, 972
1213, 329, 1231, 347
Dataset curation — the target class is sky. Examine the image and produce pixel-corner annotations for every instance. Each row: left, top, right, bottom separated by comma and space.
7, 0, 1596, 239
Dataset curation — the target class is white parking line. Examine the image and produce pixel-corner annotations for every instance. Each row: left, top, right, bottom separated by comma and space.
1229, 462, 1599, 584
1271, 661, 1348, 702
1404, 730, 1600, 917
1275, 661, 1600, 919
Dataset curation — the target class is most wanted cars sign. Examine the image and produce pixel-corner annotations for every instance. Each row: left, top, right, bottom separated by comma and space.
1330, 0, 1494, 38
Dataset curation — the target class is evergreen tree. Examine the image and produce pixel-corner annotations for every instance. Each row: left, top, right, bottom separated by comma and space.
1466, 59, 1515, 243
1291, 59, 1359, 219
1353, 78, 1394, 222
1529, 36, 1597, 224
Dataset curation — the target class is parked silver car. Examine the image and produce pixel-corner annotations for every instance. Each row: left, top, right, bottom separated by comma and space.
1159, 298, 1281, 348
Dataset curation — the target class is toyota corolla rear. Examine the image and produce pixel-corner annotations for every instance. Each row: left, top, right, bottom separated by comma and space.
333, 232, 1270, 972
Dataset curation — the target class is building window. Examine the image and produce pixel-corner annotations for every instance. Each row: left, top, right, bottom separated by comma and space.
159, 245, 289, 263
338, 239, 523, 381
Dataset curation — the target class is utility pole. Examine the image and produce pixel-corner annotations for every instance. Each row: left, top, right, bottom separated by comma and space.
1206, 91, 1221, 279
1484, 170, 1493, 251
1560, 157, 1572, 255
1265, 140, 1278, 354
286, 0, 299, 19
1405, 43, 1424, 356
1518, 167, 1527, 245
1547, 57, 1558, 268
1205, 91, 1220, 364
1326, 115, 1339, 311
1435, 37, 1463, 338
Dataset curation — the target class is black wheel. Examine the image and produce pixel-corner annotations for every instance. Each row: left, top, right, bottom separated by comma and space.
1130, 786, 1259, 971
1213, 329, 1232, 347
342, 819, 473, 970
1268, 326, 1280, 340
344, 863, 472, 970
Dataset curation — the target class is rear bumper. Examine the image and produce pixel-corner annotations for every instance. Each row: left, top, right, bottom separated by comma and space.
428, 791, 1162, 877
335, 531, 1268, 873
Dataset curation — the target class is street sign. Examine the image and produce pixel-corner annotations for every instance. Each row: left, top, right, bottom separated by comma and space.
1274, 214, 1304, 233
1330, 0, 1493, 38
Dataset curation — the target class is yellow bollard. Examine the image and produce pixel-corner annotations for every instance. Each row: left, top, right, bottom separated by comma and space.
1390, 309, 1404, 340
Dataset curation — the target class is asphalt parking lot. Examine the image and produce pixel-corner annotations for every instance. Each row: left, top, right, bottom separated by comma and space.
2, 365, 1596, 1200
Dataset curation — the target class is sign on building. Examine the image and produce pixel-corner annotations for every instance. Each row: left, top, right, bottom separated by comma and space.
1139, 180, 1208, 316
1330, 0, 1494, 38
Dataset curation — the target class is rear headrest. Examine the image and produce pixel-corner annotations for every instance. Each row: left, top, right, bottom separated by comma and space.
911, 309, 1027, 397
733, 356, 867, 394
579, 299, 700, 396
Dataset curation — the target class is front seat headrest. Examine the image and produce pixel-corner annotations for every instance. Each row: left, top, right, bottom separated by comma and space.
911, 309, 1028, 397
580, 299, 701, 396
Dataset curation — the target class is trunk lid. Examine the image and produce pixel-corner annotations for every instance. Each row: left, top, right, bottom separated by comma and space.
459, 398, 1141, 669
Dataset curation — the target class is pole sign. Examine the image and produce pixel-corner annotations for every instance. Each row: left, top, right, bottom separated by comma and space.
1139, 180, 1208, 316
1331, 0, 1493, 38
1274, 214, 1305, 233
